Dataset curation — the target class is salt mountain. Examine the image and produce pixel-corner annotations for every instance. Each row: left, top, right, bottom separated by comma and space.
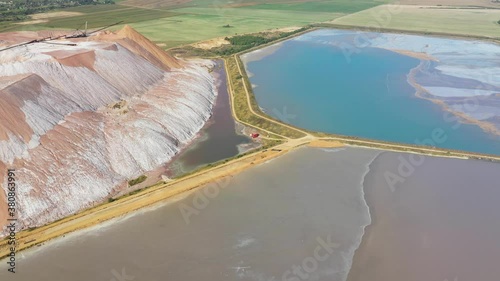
0, 26, 217, 235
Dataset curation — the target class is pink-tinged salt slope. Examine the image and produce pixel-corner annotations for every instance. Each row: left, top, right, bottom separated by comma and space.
0, 26, 217, 236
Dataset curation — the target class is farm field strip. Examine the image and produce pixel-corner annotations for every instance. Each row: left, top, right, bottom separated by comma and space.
332, 4, 500, 38
238, 0, 391, 13
129, 10, 338, 48
0, 0, 394, 45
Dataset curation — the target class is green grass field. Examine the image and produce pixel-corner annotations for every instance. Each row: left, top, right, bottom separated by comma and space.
3, 0, 498, 49
332, 4, 500, 38
0, 0, 390, 47
239, 0, 390, 13
0, 5, 179, 32
129, 7, 340, 48
174, 0, 311, 8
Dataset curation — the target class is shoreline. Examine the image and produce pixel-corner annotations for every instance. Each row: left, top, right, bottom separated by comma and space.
406, 61, 500, 137
344, 151, 380, 281
240, 26, 500, 139
307, 140, 344, 148
115, 61, 225, 193
316, 23, 500, 44
234, 29, 500, 157
0, 146, 387, 280
387, 48, 439, 61
162, 60, 254, 178
344, 151, 381, 281
0, 137, 316, 259
0, 56, 219, 237
344, 152, 500, 281
240, 41, 285, 75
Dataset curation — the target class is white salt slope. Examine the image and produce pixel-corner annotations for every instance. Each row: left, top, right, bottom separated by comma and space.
0, 29, 217, 234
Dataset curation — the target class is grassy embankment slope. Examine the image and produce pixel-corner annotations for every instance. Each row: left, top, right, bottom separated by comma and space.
225, 55, 307, 139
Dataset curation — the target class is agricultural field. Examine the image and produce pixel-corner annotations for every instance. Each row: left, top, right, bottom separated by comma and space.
0, 0, 390, 47
239, 0, 390, 13
120, 0, 190, 9
0, 0, 114, 22
397, 0, 500, 8
0, 5, 178, 32
173, 0, 327, 8
120, 0, 304, 9
331, 4, 500, 38
130, 7, 338, 48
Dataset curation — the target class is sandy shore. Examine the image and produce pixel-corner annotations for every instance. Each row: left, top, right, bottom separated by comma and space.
307, 139, 344, 148
388, 49, 439, 61
191, 37, 230, 50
